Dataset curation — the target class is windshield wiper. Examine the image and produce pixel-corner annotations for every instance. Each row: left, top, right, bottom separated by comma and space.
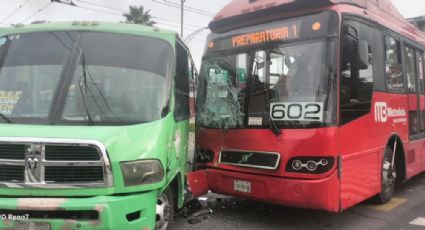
267, 113, 281, 136
0, 113, 12, 124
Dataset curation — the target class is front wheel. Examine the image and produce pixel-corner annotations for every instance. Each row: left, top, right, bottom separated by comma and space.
156, 187, 174, 230
375, 146, 396, 203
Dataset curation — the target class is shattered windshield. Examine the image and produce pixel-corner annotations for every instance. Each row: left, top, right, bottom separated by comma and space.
197, 39, 336, 129
0, 31, 173, 125
197, 11, 338, 130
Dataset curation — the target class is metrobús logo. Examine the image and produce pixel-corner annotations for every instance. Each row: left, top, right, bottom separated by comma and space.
374, 102, 407, 123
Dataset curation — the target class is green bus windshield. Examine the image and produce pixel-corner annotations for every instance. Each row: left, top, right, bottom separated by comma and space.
0, 31, 174, 125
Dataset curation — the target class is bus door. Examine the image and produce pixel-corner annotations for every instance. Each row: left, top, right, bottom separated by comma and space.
417, 51, 425, 168
405, 45, 422, 174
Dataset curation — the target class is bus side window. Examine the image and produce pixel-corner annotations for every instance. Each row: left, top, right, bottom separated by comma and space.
385, 36, 403, 92
404, 46, 419, 137
340, 20, 376, 124
175, 43, 190, 121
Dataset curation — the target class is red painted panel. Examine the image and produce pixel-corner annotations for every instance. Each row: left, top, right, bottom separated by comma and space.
187, 170, 209, 197
339, 92, 408, 208
197, 127, 338, 179
206, 169, 340, 212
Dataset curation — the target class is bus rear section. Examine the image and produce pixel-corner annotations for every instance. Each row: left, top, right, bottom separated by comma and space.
189, 0, 425, 212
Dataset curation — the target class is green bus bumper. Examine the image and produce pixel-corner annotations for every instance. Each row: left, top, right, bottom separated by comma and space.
0, 190, 158, 230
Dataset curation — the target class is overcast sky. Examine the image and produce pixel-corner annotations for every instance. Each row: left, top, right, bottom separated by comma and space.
0, 0, 424, 67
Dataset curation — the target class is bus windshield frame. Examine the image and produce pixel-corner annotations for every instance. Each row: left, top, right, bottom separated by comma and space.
196, 11, 339, 130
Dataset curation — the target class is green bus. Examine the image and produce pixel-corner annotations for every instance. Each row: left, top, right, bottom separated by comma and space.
0, 21, 195, 230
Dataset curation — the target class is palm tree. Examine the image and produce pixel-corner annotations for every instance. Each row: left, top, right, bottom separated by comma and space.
123, 6, 156, 26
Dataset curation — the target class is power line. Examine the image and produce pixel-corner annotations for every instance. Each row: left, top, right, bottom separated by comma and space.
1, 0, 30, 24
75, 5, 122, 16
163, 0, 214, 16
53, 0, 123, 16
151, 0, 213, 17
73, 0, 206, 29
53, 0, 203, 32
153, 16, 203, 30
21, 1, 52, 23
184, 27, 208, 43
75, 0, 124, 12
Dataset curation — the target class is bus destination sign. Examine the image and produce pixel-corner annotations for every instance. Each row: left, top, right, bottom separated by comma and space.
231, 23, 300, 48
208, 20, 303, 52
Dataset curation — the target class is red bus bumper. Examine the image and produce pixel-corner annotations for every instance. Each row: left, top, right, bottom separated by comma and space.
188, 169, 341, 212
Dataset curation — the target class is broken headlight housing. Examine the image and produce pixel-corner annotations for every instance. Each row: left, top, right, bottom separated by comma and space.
120, 159, 164, 186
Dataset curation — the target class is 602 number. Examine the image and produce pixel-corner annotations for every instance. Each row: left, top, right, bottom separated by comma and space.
270, 102, 324, 122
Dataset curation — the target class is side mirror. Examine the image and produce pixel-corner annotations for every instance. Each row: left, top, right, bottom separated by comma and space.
358, 40, 369, 70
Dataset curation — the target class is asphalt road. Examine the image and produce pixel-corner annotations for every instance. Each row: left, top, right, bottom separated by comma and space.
170, 172, 425, 230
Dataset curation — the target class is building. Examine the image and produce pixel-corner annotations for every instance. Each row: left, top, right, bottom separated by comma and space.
409, 16, 425, 32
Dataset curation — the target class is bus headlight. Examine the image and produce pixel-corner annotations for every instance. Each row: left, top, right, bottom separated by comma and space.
286, 157, 334, 174
120, 159, 164, 186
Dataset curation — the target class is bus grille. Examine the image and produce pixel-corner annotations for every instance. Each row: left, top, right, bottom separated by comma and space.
45, 166, 104, 183
45, 145, 101, 161
219, 150, 281, 170
0, 165, 25, 182
0, 144, 26, 160
0, 139, 112, 188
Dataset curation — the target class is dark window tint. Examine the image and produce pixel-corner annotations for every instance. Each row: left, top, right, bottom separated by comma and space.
385, 36, 403, 92
174, 43, 190, 121
0, 32, 76, 120
62, 32, 174, 125
405, 46, 417, 93
418, 52, 424, 94
416, 51, 425, 134
340, 20, 377, 124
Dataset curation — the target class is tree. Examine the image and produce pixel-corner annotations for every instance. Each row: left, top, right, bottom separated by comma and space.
123, 6, 156, 26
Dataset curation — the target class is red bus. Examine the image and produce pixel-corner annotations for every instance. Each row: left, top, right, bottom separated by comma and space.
188, 0, 425, 212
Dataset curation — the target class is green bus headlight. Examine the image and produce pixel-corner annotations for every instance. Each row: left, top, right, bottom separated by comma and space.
120, 160, 164, 187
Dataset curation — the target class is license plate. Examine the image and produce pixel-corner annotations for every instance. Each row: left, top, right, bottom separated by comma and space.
234, 180, 251, 193
15, 222, 50, 230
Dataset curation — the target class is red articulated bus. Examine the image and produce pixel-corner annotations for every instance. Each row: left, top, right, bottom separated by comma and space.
188, 0, 425, 212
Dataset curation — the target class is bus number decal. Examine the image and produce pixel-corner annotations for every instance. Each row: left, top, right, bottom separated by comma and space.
270, 102, 324, 122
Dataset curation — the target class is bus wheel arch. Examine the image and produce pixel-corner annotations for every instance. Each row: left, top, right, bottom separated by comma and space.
375, 135, 405, 204
156, 173, 182, 230
169, 172, 183, 211
386, 135, 406, 186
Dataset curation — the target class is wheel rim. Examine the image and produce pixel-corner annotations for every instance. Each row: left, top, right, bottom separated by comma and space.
156, 192, 171, 230
382, 158, 396, 195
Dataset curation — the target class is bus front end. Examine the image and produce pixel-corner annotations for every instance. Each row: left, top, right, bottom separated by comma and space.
190, 10, 341, 212
0, 23, 189, 229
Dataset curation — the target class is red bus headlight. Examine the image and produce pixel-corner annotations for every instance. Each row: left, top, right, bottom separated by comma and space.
286, 157, 334, 174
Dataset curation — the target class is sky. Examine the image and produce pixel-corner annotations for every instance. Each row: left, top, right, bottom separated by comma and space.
0, 0, 424, 67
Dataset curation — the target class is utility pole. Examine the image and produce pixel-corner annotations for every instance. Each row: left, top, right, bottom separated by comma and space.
180, 0, 186, 37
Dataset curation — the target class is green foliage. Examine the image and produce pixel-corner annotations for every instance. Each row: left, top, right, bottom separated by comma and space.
123, 5, 156, 26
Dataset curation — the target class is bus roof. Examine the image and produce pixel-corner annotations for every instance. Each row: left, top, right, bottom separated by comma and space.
209, 0, 425, 46
0, 21, 179, 45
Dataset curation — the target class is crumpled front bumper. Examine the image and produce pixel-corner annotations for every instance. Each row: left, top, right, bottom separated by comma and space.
188, 169, 340, 212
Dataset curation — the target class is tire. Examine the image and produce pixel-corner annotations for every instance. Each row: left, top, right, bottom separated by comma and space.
375, 146, 396, 204
156, 187, 174, 230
